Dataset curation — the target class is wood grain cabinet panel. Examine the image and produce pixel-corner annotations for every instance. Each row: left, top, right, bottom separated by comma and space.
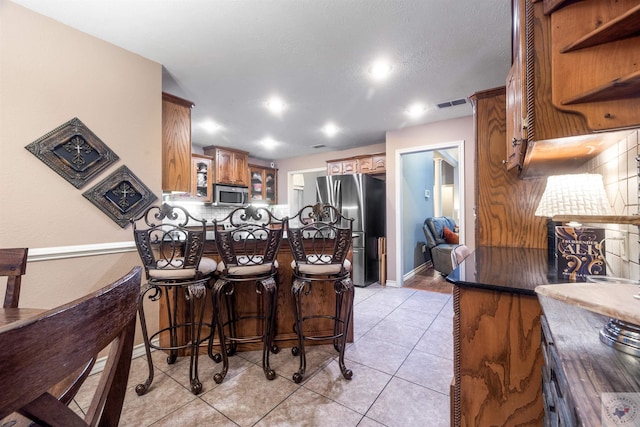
453, 286, 544, 427
471, 88, 547, 249
162, 92, 194, 192
203, 146, 249, 187
549, 0, 640, 130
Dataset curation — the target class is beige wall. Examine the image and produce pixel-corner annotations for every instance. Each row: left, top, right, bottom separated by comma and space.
385, 116, 475, 285
0, 1, 161, 337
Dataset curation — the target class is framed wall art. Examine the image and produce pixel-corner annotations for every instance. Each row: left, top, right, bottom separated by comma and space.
25, 117, 119, 189
83, 165, 157, 228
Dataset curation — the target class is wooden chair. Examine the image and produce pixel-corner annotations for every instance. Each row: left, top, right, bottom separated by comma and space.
1, 248, 28, 308
0, 267, 141, 426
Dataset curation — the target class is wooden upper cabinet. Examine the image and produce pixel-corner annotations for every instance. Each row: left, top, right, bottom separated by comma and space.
505, 0, 527, 171
371, 155, 386, 173
510, 0, 640, 178
342, 159, 358, 174
327, 161, 343, 175
326, 153, 386, 176
549, 0, 640, 129
249, 164, 277, 204
203, 145, 249, 186
162, 92, 194, 192
190, 154, 213, 202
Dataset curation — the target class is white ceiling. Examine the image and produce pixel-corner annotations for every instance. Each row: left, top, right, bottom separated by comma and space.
11, 0, 511, 161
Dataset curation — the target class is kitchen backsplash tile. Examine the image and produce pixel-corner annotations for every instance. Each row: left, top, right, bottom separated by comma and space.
585, 129, 639, 280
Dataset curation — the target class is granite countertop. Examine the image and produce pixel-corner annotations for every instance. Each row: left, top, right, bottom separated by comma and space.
446, 245, 572, 295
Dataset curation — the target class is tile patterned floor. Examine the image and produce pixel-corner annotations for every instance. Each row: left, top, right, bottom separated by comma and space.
75, 283, 453, 426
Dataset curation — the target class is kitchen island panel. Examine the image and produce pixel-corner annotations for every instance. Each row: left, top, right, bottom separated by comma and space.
158, 238, 353, 355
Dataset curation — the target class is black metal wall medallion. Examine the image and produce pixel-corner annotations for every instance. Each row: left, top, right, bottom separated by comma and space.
83, 165, 157, 228
25, 117, 119, 188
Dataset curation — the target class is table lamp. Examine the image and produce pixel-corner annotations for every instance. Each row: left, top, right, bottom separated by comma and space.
535, 173, 612, 281
535, 173, 613, 224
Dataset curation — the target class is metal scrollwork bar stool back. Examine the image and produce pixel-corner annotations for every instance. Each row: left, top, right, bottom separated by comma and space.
211, 205, 284, 383
131, 203, 217, 395
286, 203, 354, 383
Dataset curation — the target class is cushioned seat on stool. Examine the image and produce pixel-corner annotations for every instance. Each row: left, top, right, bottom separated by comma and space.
150, 256, 217, 279
131, 203, 217, 395
211, 205, 284, 383
286, 203, 354, 384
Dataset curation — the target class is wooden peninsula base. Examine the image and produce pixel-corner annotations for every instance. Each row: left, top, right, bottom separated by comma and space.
157, 237, 354, 355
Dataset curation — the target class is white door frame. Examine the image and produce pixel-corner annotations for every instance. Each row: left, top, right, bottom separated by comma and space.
394, 140, 465, 287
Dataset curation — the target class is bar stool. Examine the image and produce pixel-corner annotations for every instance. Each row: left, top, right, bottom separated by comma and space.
131, 203, 217, 395
211, 205, 284, 383
286, 203, 354, 383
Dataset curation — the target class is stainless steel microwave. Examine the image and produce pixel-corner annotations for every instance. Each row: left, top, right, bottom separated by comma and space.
214, 184, 248, 206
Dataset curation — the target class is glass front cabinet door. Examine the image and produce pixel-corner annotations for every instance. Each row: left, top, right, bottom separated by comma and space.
191, 154, 213, 202
249, 165, 277, 204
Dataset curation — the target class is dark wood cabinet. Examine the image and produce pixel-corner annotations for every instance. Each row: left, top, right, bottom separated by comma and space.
249, 164, 277, 204
162, 92, 194, 192
203, 146, 249, 187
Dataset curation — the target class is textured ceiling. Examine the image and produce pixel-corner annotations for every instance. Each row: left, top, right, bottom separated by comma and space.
11, 0, 511, 160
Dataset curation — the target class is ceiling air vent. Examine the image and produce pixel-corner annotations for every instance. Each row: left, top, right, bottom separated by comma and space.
311, 144, 326, 149
437, 98, 467, 109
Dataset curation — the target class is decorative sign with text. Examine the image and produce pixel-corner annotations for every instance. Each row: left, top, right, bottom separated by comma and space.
556, 226, 606, 282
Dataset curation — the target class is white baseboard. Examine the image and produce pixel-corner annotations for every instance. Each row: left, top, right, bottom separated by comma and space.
403, 261, 431, 281
385, 280, 399, 287
90, 338, 159, 376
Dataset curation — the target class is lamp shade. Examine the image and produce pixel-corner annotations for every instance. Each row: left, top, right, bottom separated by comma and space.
535, 173, 613, 217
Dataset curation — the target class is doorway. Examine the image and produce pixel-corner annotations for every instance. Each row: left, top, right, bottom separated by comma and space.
287, 168, 325, 216
395, 140, 465, 286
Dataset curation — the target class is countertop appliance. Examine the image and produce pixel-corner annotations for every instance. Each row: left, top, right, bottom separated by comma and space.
214, 184, 248, 206
316, 174, 385, 287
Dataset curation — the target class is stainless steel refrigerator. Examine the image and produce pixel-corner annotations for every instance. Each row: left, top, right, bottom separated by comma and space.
316, 174, 385, 287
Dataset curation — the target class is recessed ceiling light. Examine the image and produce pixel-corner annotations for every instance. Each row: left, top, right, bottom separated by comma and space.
405, 103, 427, 119
368, 59, 393, 81
201, 119, 221, 133
322, 122, 339, 138
261, 137, 278, 149
264, 96, 286, 115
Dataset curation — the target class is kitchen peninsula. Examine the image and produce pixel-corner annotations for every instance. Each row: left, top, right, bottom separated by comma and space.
158, 230, 354, 355
448, 246, 640, 426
